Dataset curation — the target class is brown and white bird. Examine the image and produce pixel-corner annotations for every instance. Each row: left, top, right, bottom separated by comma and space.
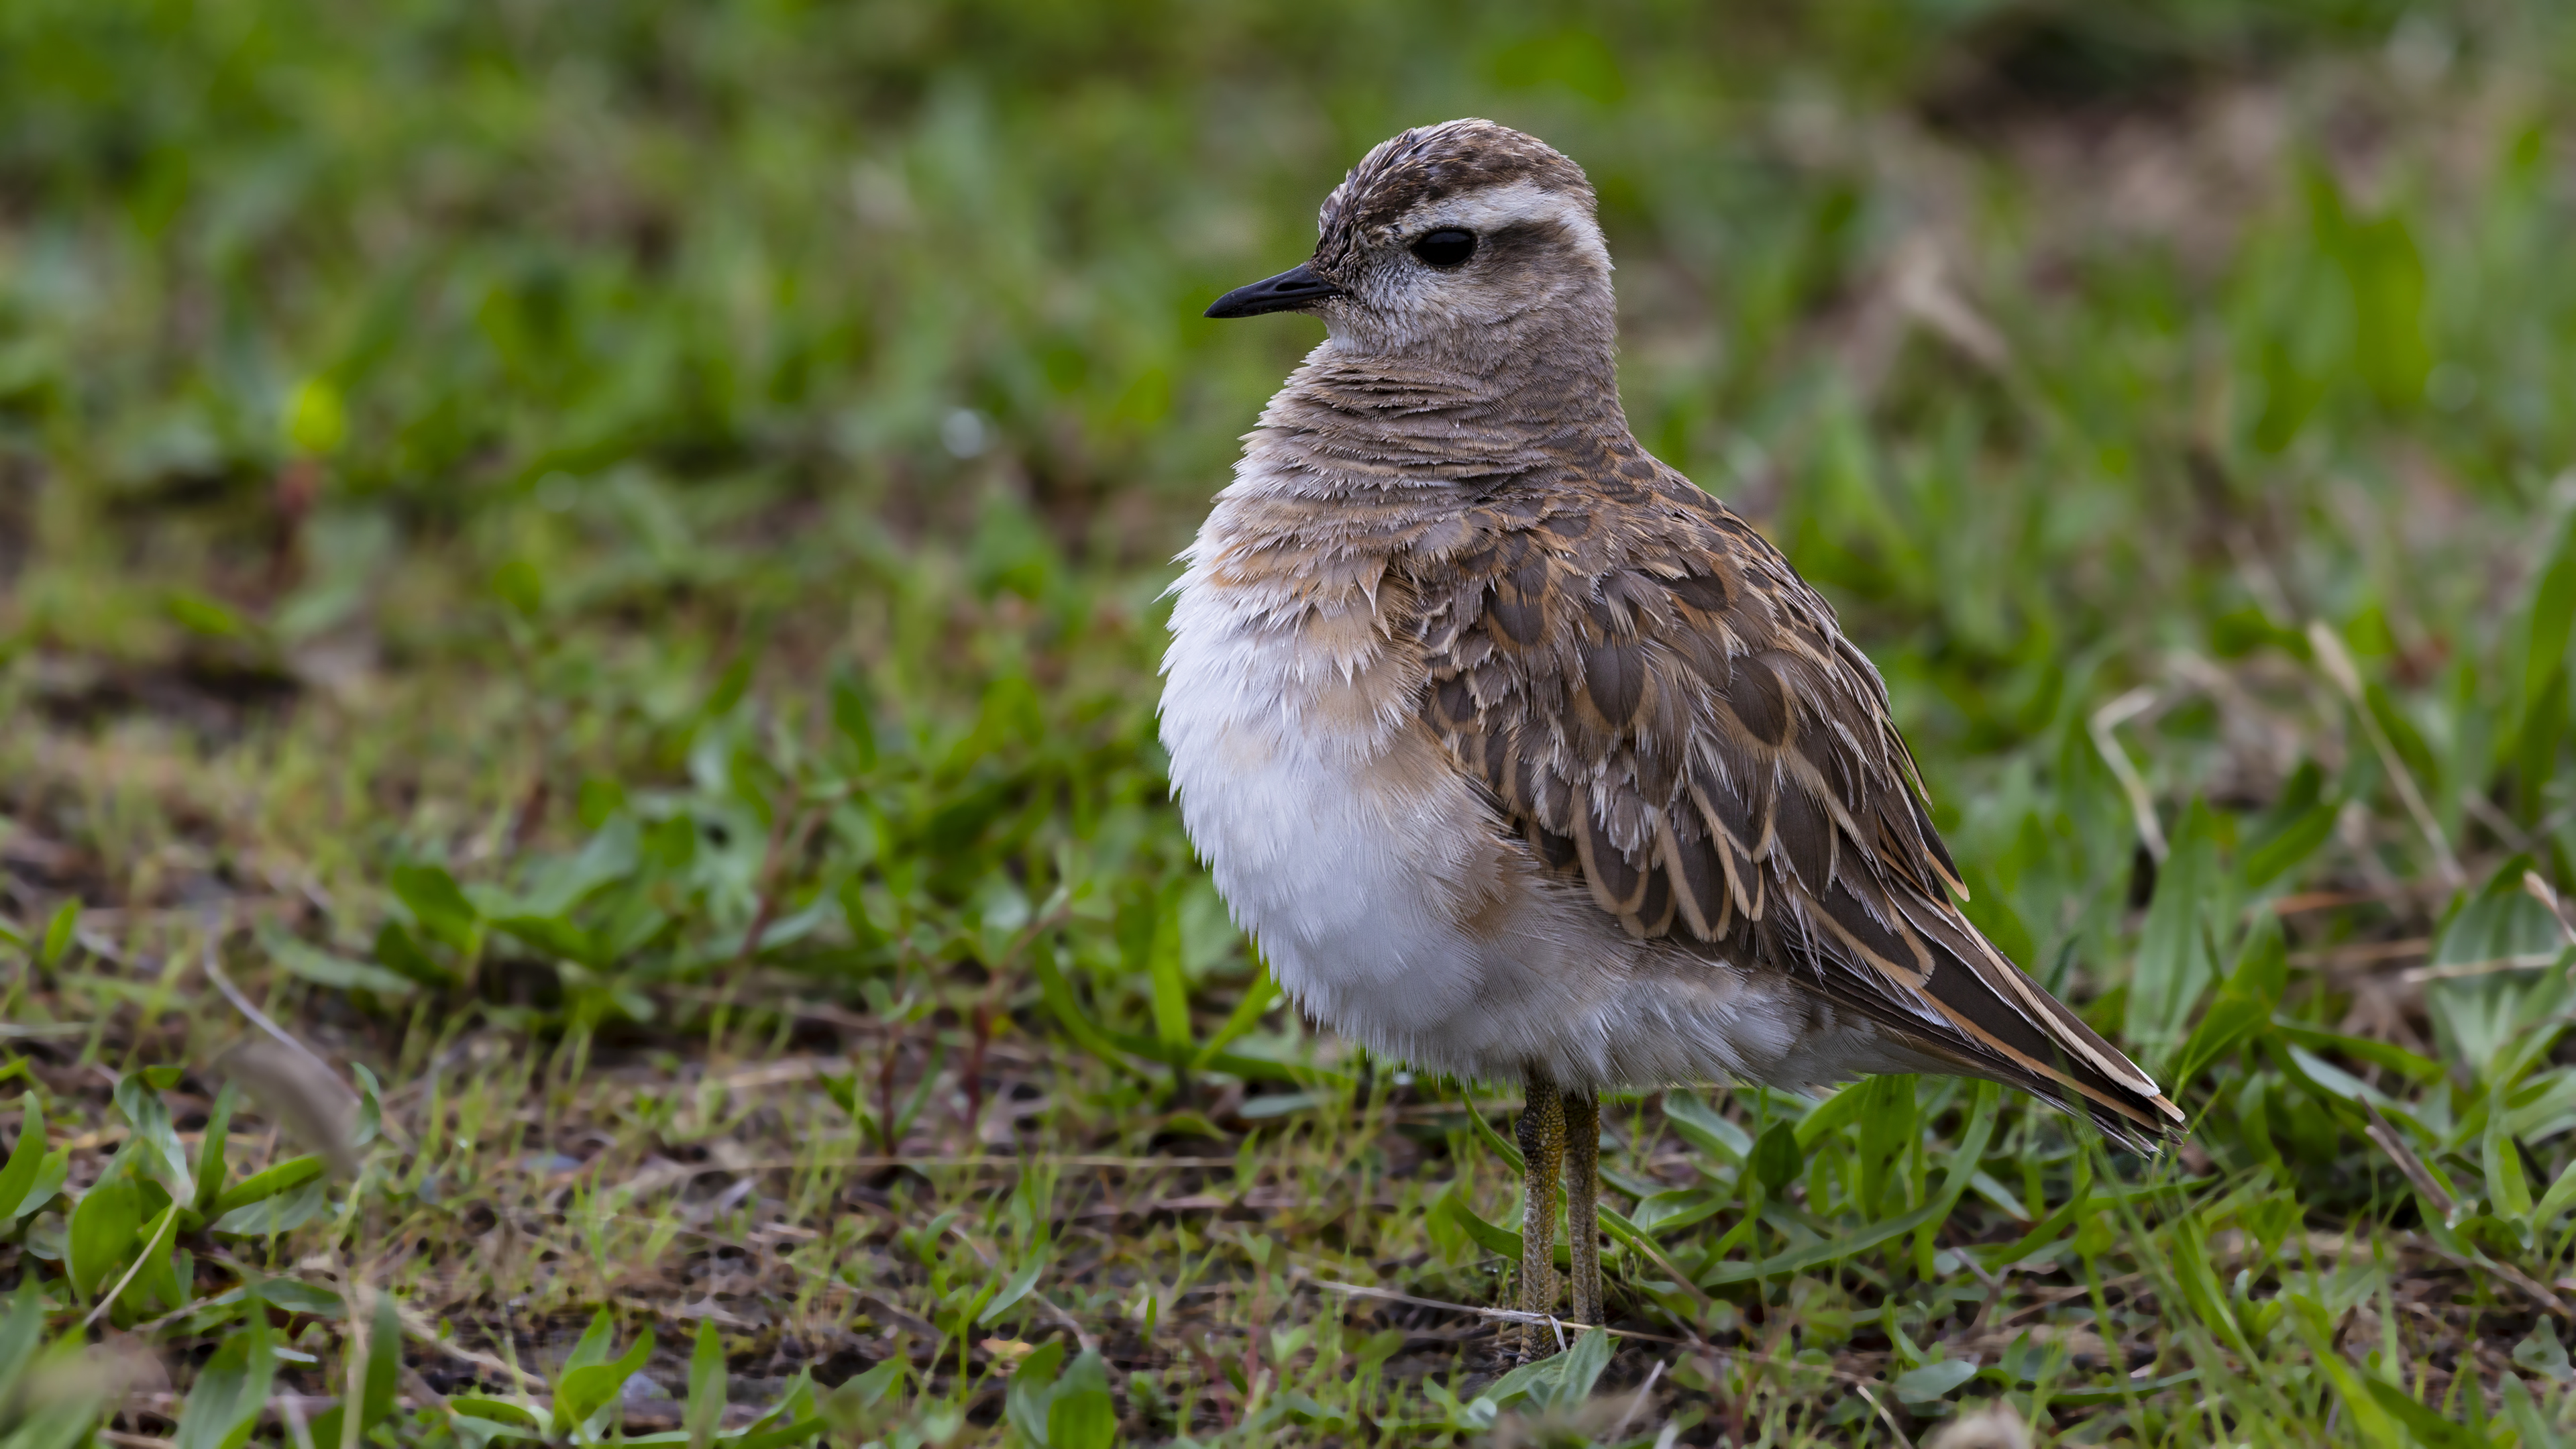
1160, 119, 2182, 1356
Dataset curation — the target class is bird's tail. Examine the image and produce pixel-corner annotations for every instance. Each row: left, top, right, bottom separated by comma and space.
1800, 875, 2188, 1153
1896, 896, 2186, 1152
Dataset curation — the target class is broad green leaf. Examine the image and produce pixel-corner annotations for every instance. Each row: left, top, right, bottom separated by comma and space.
819, 1358, 903, 1438
448, 1397, 544, 1429
1046, 1350, 1116, 1449
2361, 1375, 2481, 1448
209, 1177, 327, 1237
2127, 798, 2221, 1066
1438, 1191, 1568, 1269
1891, 1358, 1978, 1404
2282, 1046, 2418, 1126
391, 861, 481, 952
2341, 209, 2429, 407
264, 928, 418, 996
1189, 964, 1277, 1070
723, 1417, 825, 1449
553, 1324, 654, 1436
2171, 918, 2288, 1085
2516, 1320, 2573, 1383
174, 1301, 274, 1449
1789, 1084, 1864, 1148
283, 376, 346, 454
1750, 1122, 1803, 1193
115, 1202, 182, 1314
193, 1083, 237, 1214
1660, 1093, 1750, 1165
115, 1070, 194, 1204
301, 1288, 404, 1448
352, 1290, 404, 1438
0, 1093, 45, 1220
449, 1407, 551, 1449
7, 1335, 114, 1448
818, 1071, 864, 1125
2534, 1155, 2576, 1227
2167, 1212, 2253, 1358
211, 1155, 326, 1216
849, 1359, 905, 1407
2487, 1079, 2536, 1223
38, 899, 80, 968
494, 913, 600, 967
2240, 760, 2337, 892
1854, 1074, 1917, 1214
1545, 1325, 1613, 1407
2523, 1065, 2576, 1135
520, 813, 642, 918
7, 1150, 68, 1222
2426, 862, 2572, 1086
1972, 1184, 2094, 1272
68, 1172, 142, 1297
2504, 1376, 2569, 1449
2522, 511, 2576, 716
372, 921, 456, 989
565, 1306, 619, 1373
1479, 1352, 1564, 1411
1629, 1189, 1728, 1237
830, 674, 878, 770
1005, 1339, 1067, 1446
351, 1063, 383, 1149
2270, 1018, 2445, 1084
685, 1320, 727, 1449
977, 1255, 1048, 1324
0, 1279, 44, 1409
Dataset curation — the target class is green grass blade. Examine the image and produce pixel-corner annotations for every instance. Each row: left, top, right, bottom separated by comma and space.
685, 1320, 726, 1449
0, 1093, 45, 1220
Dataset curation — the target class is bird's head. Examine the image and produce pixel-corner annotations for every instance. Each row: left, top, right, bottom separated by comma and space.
1206, 119, 1615, 373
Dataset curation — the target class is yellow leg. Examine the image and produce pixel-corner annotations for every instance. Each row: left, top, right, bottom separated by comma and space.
1517, 1071, 1565, 1360
1565, 1089, 1602, 1331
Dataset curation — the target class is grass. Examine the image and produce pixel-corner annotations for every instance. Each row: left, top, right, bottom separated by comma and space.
3, 0, 2576, 1443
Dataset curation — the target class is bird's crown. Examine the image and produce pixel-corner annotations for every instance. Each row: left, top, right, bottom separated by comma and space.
1316, 119, 1595, 271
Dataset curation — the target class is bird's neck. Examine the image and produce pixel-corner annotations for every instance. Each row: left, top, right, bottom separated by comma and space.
1245, 333, 1631, 501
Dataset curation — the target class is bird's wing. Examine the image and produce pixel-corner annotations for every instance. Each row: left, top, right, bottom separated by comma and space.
1411, 455, 2183, 1149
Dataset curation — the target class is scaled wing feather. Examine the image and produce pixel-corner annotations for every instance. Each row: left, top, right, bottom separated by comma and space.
1408, 442, 2183, 1149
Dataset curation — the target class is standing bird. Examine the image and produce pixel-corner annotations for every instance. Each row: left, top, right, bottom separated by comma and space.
1161, 119, 2182, 1358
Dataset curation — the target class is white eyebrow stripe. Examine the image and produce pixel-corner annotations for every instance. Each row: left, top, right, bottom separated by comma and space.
1407, 180, 1611, 272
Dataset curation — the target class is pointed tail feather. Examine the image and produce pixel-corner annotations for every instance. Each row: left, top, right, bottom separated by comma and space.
1796, 875, 2186, 1153
1894, 900, 2186, 1152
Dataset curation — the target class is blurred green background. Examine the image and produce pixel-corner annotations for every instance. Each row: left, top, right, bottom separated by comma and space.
4, 0, 2567, 988
6, 0, 2576, 1441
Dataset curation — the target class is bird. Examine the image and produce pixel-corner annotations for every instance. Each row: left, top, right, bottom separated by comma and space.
1159, 118, 2183, 1360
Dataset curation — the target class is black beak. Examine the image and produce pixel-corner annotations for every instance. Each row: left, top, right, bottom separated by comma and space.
1204, 262, 1342, 319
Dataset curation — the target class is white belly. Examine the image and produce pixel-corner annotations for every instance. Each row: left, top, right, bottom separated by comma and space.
1157, 514, 1928, 1092
1158, 559, 1513, 1061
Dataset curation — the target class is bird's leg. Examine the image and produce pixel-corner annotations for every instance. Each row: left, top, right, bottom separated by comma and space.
1516, 1070, 1566, 1361
1564, 1088, 1602, 1332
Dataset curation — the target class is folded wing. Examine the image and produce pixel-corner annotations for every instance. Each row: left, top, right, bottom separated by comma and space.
1413, 459, 2184, 1150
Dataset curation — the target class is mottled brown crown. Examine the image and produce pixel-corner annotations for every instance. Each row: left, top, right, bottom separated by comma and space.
1315, 119, 1596, 272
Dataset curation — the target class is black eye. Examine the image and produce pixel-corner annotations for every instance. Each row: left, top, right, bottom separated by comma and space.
1409, 228, 1476, 267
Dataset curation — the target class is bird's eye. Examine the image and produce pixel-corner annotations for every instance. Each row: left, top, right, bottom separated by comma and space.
1409, 228, 1477, 267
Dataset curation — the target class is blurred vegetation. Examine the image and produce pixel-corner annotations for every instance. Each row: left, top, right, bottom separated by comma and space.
4, 0, 2576, 1444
